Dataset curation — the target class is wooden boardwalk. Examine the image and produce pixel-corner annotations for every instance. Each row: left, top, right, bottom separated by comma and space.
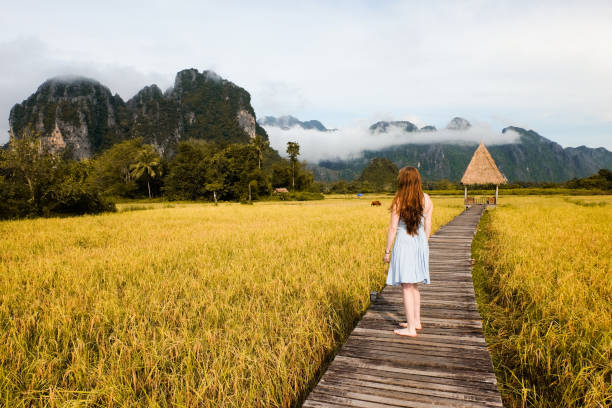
303, 205, 503, 408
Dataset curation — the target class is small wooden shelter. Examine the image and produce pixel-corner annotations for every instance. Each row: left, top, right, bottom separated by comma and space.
461, 142, 507, 206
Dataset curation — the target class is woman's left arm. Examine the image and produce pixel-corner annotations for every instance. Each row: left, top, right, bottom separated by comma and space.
424, 194, 433, 239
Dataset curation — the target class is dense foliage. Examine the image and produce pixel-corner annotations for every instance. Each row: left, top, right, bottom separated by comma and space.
0, 134, 115, 220
88, 138, 164, 198
163, 140, 270, 201
566, 168, 612, 190
1, 127, 317, 220
163, 140, 315, 201
357, 157, 398, 191
317, 167, 612, 194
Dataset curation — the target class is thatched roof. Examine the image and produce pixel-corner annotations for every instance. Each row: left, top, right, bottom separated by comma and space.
461, 142, 508, 185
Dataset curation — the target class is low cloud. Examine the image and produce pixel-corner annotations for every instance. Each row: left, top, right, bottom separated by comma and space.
264, 121, 520, 162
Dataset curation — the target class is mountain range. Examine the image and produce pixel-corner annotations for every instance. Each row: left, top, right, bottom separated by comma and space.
6, 72, 611, 183
262, 116, 612, 182
8, 69, 269, 159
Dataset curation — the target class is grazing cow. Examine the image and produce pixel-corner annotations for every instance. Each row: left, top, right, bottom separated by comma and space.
371, 200, 382, 206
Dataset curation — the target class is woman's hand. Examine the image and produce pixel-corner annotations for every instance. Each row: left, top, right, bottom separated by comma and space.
383, 252, 391, 263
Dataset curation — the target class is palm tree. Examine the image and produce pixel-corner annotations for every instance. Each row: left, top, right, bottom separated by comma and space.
286, 142, 300, 190
130, 146, 162, 198
251, 135, 269, 170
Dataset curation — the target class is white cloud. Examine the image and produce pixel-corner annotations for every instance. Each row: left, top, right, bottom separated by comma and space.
264, 121, 520, 162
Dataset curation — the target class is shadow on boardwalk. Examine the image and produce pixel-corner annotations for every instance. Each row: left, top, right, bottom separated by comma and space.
302, 205, 503, 408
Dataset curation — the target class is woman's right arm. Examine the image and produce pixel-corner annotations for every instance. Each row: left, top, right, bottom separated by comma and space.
384, 206, 400, 262
424, 194, 433, 239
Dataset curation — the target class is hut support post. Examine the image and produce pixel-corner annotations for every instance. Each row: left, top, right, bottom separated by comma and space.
464, 186, 467, 204
495, 185, 498, 204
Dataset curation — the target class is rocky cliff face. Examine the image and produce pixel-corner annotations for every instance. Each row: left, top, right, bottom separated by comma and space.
9, 69, 267, 159
9, 77, 127, 159
167, 69, 258, 148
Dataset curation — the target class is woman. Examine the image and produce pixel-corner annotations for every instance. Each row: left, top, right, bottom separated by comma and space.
383, 166, 433, 337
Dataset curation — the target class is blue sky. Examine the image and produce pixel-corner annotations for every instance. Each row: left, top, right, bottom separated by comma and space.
1, 0, 611, 149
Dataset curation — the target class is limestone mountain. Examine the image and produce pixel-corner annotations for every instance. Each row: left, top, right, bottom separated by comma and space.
310, 123, 612, 182
369, 121, 419, 133
368, 121, 439, 134
258, 115, 333, 131
9, 69, 269, 159
9, 77, 128, 159
446, 117, 471, 130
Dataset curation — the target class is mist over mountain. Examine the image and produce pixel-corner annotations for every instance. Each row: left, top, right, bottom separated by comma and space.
9, 69, 268, 159
263, 116, 520, 162
260, 116, 612, 182
258, 115, 334, 131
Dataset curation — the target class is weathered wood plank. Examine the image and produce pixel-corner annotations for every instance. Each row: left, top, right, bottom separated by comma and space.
301, 205, 502, 407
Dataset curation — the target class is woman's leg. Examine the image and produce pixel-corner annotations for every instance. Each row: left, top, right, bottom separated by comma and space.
414, 285, 421, 330
399, 284, 422, 330
394, 283, 417, 336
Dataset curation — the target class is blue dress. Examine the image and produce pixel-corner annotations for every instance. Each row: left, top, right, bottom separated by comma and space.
386, 215, 430, 285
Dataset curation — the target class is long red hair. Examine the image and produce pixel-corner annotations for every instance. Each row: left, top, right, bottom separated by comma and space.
391, 166, 424, 235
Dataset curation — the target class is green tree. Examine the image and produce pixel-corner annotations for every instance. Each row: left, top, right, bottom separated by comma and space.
3, 130, 62, 212
271, 160, 292, 189
164, 139, 216, 200
210, 143, 267, 201
0, 130, 114, 219
89, 138, 144, 197
203, 152, 227, 203
286, 141, 300, 190
129, 145, 162, 198
358, 157, 398, 192
251, 134, 269, 170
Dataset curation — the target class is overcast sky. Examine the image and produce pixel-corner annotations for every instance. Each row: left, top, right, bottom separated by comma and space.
1, 0, 611, 149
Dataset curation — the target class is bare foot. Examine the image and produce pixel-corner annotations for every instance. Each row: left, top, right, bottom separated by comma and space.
399, 322, 422, 330
393, 328, 417, 337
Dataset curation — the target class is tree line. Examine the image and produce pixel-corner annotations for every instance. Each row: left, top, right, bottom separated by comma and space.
321, 157, 612, 193
0, 131, 318, 220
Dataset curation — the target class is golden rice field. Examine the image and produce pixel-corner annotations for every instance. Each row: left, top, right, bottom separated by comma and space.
0, 196, 463, 407
473, 195, 612, 407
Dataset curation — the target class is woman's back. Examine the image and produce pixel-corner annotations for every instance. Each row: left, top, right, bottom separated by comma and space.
384, 166, 434, 337
387, 208, 430, 285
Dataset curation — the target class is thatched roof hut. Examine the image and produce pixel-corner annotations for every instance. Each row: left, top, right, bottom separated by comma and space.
461, 143, 507, 206
461, 142, 507, 185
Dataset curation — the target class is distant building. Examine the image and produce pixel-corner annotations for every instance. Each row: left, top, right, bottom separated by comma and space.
274, 188, 289, 194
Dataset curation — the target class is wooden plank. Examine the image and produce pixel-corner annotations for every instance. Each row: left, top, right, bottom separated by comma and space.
321, 376, 503, 406
302, 205, 502, 407
326, 361, 501, 392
